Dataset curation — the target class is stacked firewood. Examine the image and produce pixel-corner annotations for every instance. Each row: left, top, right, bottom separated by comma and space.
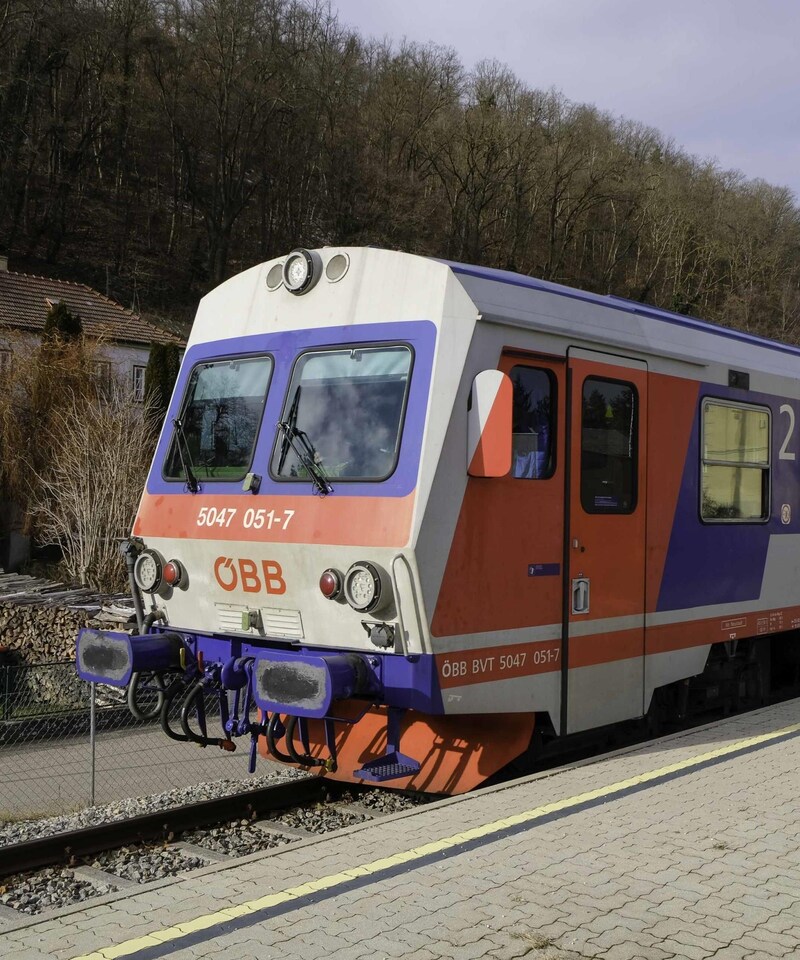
0, 572, 133, 665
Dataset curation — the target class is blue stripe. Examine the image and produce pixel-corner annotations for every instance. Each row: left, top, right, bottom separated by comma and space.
657, 383, 793, 611
146, 320, 436, 499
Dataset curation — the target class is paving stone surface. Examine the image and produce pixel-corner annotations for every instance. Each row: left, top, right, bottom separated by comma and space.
2, 700, 799, 959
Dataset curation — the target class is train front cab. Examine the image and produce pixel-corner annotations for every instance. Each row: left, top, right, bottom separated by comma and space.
74, 252, 667, 794
77, 250, 533, 795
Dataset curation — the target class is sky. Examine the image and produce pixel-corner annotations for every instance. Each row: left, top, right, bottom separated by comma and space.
330, 0, 800, 201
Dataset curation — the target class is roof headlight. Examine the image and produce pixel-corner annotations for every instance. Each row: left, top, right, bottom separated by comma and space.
282, 248, 322, 295
325, 252, 350, 282
265, 262, 284, 291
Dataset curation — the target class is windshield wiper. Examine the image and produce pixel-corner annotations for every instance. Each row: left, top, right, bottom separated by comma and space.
277, 422, 333, 496
277, 428, 332, 499
172, 418, 200, 493
278, 386, 301, 474
277, 385, 332, 495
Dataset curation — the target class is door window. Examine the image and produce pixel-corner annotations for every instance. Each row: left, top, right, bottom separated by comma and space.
580, 378, 637, 513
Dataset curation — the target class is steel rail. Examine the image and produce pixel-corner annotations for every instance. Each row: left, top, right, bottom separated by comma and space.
0, 776, 330, 879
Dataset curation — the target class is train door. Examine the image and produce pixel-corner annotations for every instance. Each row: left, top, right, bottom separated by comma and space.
498, 354, 566, 727
564, 349, 648, 733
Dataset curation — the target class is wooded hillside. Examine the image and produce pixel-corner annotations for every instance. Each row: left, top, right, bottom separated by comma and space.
2, 0, 799, 338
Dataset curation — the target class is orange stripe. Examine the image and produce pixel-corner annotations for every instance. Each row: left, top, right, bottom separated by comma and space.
569, 628, 642, 668
133, 491, 415, 547
436, 605, 800, 686
436, 630, 642, 687
647, 605, 800, 655
437, 640, 561, 688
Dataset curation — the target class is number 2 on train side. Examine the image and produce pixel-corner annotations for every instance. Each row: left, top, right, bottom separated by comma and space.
779, 404, 796, 461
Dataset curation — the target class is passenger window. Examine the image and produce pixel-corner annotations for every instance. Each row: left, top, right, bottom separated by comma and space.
511, 366, 555, 479
580, 378, 637, 513
701, 400, 770, 521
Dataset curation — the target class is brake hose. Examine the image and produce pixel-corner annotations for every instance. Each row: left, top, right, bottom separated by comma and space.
179, 678, 235, 750
160, 678, 191, 742
266, 713, 293, 763
284, 715, 325, 768
127, 671, 166, 721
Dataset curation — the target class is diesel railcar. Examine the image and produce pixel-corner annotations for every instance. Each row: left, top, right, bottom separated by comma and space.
77, 247, 800, 793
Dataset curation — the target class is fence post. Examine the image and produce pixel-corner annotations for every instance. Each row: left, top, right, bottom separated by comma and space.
2, 664, 8, 722
90, 681, 97, 807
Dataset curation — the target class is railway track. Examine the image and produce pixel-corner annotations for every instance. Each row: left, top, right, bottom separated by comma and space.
0, 776, 428, 920
2, 682, 795, 922
0, 777, 327, 879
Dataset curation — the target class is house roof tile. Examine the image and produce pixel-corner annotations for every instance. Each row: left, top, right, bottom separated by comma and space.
0, 270, 185, 347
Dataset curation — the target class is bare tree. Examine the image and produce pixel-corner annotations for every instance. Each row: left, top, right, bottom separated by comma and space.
29, 381, 158, 590
146, 0, 323, 284
2, 0, 800, 341
0, 328, 100, 524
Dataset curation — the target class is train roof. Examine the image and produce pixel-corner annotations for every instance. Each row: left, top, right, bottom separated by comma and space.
443, 257, 800, 379
193, 248, 800, 381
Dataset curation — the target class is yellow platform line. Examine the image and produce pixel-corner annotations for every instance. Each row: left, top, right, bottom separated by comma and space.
70, 720, 800, 960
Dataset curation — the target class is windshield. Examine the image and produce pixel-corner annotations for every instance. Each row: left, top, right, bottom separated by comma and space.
272, 345, 413, 482
165, 355, 273, 482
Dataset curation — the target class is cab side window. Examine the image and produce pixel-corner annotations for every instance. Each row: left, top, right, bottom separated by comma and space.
511, 366, 555, 479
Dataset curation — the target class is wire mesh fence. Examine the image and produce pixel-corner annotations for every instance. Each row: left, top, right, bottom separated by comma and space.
0, 661, 251, 820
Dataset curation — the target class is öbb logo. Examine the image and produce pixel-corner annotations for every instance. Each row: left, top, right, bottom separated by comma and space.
214, 557, 286, 595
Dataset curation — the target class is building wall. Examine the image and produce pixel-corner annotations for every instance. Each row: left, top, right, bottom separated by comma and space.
0, 332, 151, 404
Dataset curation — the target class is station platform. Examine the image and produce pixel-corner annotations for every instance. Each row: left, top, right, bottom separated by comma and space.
2, 698, 800, 960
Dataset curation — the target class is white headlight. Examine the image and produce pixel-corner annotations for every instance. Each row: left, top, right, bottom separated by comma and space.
285, 253, 308, 288
344, 561, 384, 613
134, 549, 164, 593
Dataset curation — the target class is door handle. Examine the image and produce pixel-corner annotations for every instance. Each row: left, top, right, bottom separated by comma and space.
572, 577, 590, 615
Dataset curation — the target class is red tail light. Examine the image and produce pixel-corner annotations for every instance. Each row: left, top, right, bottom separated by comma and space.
319, 569, 342, 600
163, 559, 184, 587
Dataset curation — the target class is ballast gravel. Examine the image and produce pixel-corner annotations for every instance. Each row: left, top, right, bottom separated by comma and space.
183, 820, 290, 856
336, 788, 430, 814
267, 802, 369, 834
0, 769, 304, 848
0, 868, 115, 915
0, 773, 430, 918
89, 843, 210, 884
